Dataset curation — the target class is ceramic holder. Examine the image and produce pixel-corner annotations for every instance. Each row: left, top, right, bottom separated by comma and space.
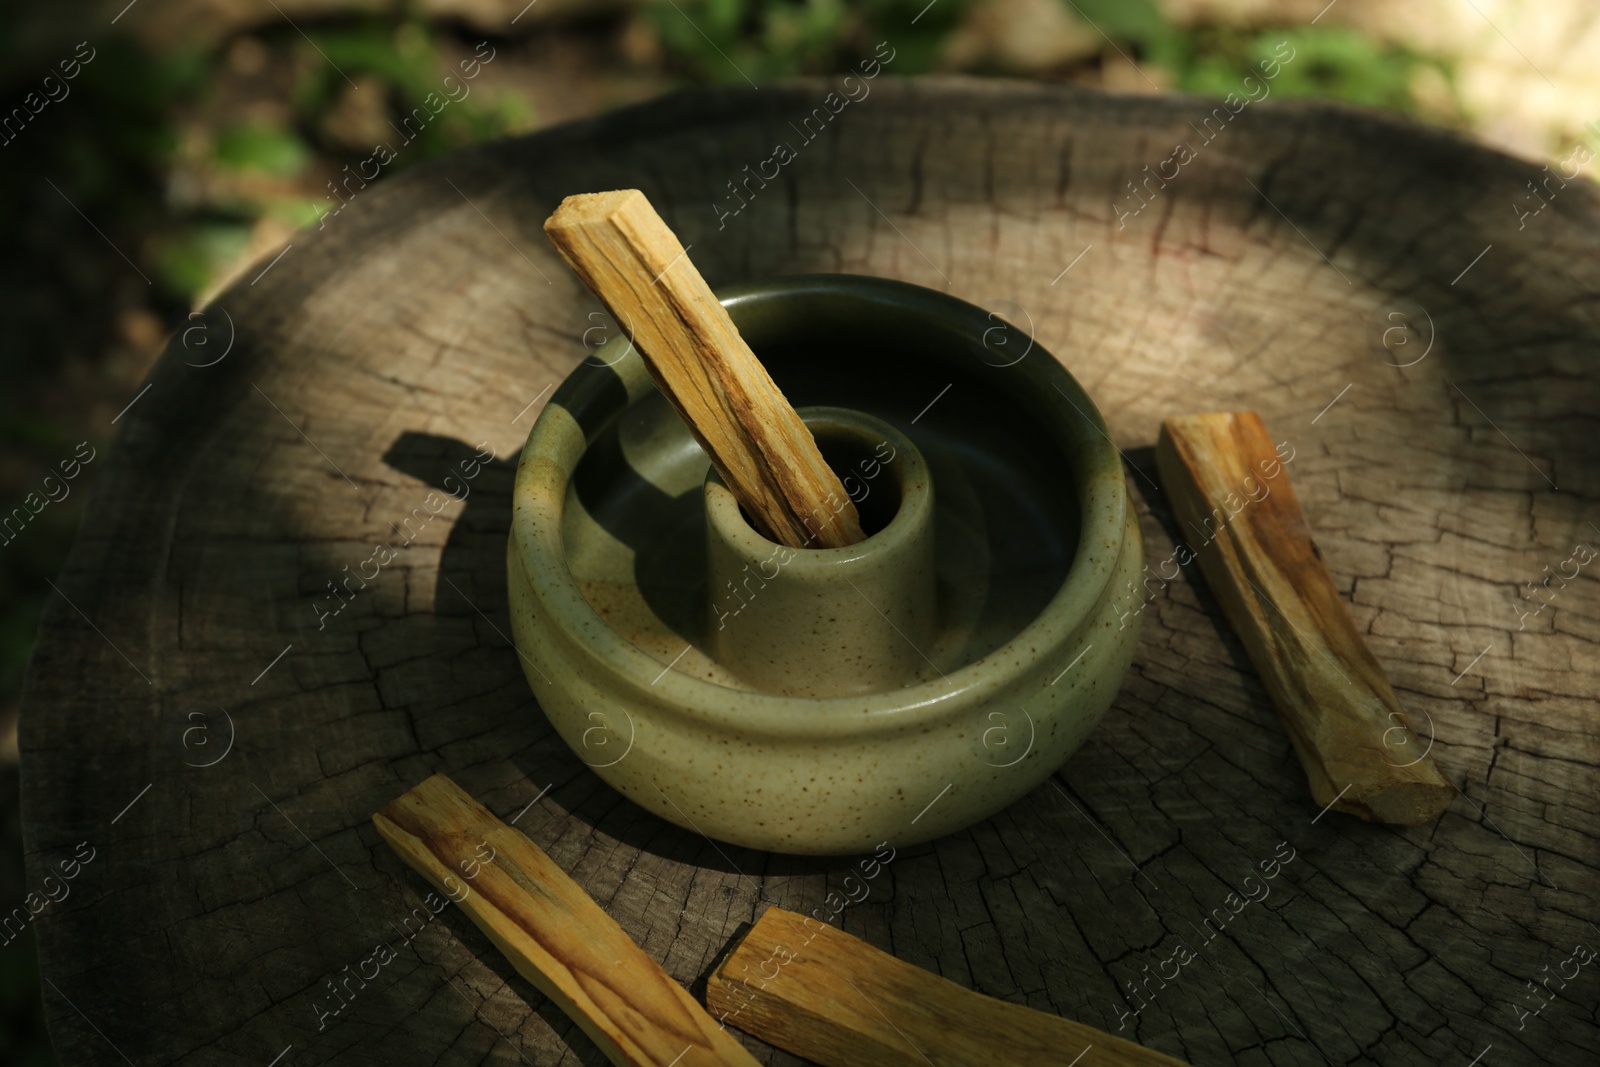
508, 274, 1144, 855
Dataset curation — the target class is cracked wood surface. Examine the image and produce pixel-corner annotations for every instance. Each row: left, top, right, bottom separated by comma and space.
19, 79, 1600, 1066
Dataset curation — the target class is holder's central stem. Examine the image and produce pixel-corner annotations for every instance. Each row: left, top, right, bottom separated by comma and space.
704, 407, 937, 698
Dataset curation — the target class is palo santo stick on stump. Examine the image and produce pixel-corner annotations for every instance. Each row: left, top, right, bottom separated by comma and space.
1155, 411, 1453, 825
373, 774, 759, 1067
544, 189, 865, 549
706, 906, 1190, 1067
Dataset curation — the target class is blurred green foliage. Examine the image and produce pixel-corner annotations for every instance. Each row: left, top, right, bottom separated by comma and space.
143, 20, 530, 298
296, 21, 532, 165
182, 20, 528, 298
46, 38, 210, 211
215, 121, 312, 176
1163, 24, 1444, 109
649, 0, 1453, 116
1069, 0, 1168, 50
0, 34, 206, 365
647, 0, 976, 80
156, 224, 255, 300
0, 19, 531, 307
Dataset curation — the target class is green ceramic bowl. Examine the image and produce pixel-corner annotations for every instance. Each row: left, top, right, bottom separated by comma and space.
508, 274, 1142, 854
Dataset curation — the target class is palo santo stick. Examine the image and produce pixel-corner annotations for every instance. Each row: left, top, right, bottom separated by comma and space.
373, 774, 759, 1067
1155, 411, 1453, 825
706, 906, 1190, 1067
544, 189, 865, 549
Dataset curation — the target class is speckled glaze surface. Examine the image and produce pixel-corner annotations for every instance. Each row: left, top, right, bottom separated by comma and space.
507, 275, 1143, 855
706, 407, 936, 697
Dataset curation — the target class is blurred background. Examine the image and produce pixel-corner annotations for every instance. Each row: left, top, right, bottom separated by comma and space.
3, 0, 1597, 1060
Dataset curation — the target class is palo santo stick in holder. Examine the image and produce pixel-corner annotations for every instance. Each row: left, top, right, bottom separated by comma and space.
1155, 411, 1453, 825
706, 906, 1190, 1066
374, 774, 759, 1067
544, 189, 866, 549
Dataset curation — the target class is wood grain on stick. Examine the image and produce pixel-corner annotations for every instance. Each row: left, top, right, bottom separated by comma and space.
373, 774, 759, 1067
1155, 411, 1453, 825
543, 189, 865, 548
706, 906, 1191, 1066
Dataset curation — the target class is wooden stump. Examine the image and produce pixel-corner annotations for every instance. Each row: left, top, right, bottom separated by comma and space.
20, 79, 1600, 1066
